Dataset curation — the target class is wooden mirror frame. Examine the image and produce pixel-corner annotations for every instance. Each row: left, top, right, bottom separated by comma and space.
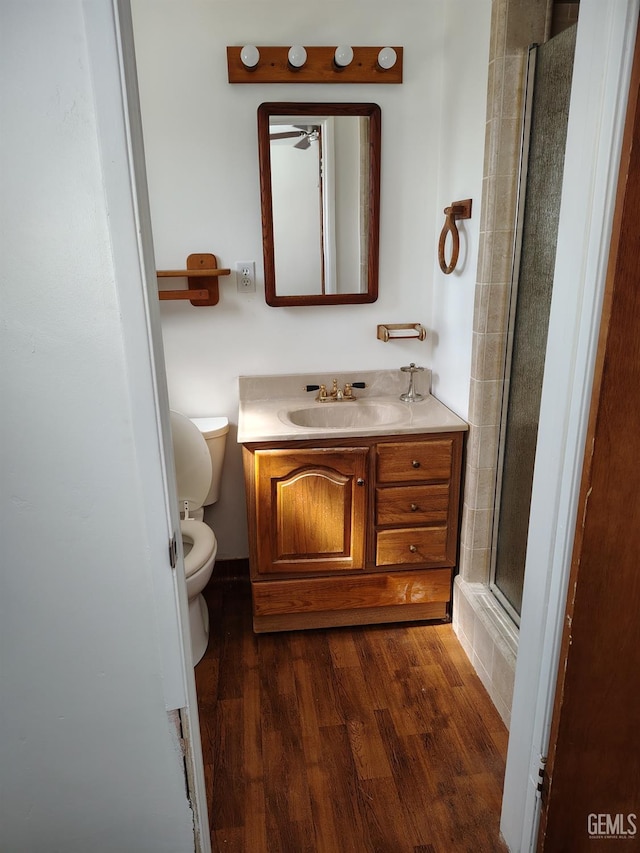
258, 102, 381, 307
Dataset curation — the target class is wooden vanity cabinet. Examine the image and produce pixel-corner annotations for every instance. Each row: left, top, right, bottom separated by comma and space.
242, 431, 463, 633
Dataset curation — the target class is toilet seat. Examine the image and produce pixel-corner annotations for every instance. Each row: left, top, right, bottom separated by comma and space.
170, 409, 223, 666
180, 519, 217, 578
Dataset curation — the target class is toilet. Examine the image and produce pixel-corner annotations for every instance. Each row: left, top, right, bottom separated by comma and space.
170, 411, 229, 665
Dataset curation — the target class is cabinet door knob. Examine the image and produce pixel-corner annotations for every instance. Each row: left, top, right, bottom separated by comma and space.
357, 478, 365, 486
410, 503, 419, 512
412, 460, 421, 469
409, 544, 418, 553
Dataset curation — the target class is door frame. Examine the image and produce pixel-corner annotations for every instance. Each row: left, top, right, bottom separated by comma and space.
538, 13, 640, 846
500, 1, 640, 850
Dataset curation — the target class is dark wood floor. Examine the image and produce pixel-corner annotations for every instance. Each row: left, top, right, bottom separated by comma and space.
195, 563, 509, 853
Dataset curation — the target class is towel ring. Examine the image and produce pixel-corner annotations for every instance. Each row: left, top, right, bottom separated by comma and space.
438, 199, 472, 275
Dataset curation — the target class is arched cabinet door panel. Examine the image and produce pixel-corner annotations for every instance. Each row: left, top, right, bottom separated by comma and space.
254, 447, 368, 575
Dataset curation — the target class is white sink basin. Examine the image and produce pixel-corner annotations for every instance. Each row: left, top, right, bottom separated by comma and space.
285, 401, 406, 429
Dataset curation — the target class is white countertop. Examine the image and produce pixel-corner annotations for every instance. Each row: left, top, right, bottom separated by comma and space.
237, 370, 468, 444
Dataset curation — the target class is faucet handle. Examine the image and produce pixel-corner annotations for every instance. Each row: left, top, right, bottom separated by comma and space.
304, 384, 320, 392
352, 382, 366, 389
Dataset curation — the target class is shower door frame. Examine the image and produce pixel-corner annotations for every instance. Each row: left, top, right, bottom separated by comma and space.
489, 43, 538, 628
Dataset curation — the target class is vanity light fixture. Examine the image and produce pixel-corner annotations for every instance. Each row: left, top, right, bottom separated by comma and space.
377, 47, 397, 70
227, 46, 403, 83
288, 45, 307, 68
334, 45, 354, 68
240, 44, 260, 69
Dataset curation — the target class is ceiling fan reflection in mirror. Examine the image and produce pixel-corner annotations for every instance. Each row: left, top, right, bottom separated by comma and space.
269, 124, 320, 150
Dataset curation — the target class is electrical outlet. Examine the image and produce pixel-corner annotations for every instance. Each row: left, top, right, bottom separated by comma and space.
236, 261, 256, 293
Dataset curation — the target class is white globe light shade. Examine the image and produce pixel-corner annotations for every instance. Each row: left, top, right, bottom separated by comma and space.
334, 45, 354, 67
240, 45, 260, 68
288, 45, 308, 68
377, 46, 397, 70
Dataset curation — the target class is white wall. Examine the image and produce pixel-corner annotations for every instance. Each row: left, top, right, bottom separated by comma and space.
131, 0, 491, 558
430, 0, 491, 413
1, 2, 195, 850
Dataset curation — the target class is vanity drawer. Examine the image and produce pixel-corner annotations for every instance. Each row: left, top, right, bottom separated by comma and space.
376, 484, 450, 525
376, 526, 449, 567
376, 439, 453, 483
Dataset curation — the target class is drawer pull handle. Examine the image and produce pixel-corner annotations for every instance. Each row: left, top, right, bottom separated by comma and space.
410, 503, 419, 512
412, 460, 421, 469
409, 544, 418, 553
357, 478, 365, 486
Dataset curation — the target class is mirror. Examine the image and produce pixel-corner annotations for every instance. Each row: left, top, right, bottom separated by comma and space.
257, 102, 381, 306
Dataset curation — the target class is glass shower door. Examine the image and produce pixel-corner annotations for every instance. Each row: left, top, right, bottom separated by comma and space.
491, 26, 577, 621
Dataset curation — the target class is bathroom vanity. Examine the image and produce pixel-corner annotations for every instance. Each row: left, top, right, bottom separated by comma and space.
238, 371, 467, 633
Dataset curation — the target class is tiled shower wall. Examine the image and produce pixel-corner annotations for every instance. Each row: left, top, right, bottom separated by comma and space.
551, 2, 580, 36
452, 0, 552, 728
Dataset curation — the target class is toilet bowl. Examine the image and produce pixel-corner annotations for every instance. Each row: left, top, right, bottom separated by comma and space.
170, 411, 228, 665
181, 518, 217, 664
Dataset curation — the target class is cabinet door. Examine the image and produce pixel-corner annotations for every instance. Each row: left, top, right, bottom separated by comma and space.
254, 447, 368, 575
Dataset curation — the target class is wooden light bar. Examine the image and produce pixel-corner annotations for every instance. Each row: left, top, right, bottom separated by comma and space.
227, 46, 403, 85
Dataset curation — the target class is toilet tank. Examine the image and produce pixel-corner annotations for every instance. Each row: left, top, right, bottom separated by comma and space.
190, 416, 229, 506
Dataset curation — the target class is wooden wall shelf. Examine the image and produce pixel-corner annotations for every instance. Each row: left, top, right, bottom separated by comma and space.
157, 253, 230, 306
227, 46, 403, 84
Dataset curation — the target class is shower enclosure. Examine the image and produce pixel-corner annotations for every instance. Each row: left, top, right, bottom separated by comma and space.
491, 27, 577, 622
